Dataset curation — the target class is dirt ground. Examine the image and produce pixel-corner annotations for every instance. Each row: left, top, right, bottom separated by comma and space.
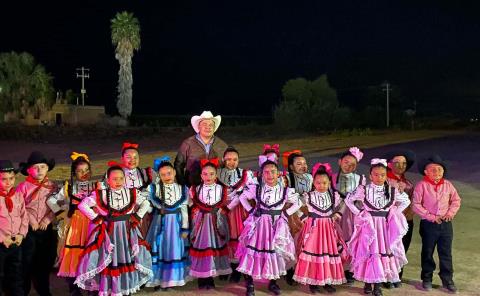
18, 130, 479, 295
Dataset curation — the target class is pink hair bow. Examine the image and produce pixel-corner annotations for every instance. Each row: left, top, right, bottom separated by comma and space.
349, 146, 364, 161
312, 162, 332, 177
371, 158, 387, 167
258, 154, 277, 167
263, 144, 280, 156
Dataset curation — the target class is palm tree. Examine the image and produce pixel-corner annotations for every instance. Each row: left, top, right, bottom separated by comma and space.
111, 11, 141, 119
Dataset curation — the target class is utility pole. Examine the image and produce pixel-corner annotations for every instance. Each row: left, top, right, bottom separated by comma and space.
76, 67, 90, 106
382, 81, 391, 128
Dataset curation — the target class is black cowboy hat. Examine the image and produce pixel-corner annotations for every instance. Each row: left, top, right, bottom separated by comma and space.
417, 154, 447, 176
0, 160, 19, 174
384, 149, 416, 171
19, 151, 55, 176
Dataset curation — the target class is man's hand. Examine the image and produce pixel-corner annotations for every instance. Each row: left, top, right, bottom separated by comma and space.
433, 216, 443, 224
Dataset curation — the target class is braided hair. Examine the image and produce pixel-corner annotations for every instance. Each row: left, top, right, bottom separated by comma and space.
369, 163, 391, 200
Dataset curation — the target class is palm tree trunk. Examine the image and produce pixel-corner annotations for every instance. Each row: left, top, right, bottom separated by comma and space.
116, 41, 133, 118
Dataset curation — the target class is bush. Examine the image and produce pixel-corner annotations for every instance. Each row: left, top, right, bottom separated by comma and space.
274, 75, 351, 131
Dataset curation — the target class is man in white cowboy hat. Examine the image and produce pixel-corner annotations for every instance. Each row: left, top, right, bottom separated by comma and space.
174, 111, 228, 186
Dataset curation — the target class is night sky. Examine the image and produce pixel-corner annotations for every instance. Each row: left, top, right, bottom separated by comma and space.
2, 1, 480, 116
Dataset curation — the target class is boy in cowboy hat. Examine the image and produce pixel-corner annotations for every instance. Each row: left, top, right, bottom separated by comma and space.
17, 151, 58, 296
0, 160, 28, 295
413, 155, 461, 293
385, 149, 416, 288
174, 111, 228, 187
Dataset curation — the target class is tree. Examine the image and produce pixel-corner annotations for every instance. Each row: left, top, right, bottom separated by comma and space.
111, 11, 141, 119
274, 74, 349, 131
0, 52, 54, 118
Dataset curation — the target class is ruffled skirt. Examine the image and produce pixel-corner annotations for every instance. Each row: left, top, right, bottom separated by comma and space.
57, 209, 91, 277
294, 217, 346, 285
189, 210, 231, 278
75, 220, 153, 296
146, 212, 191, 288
236, 213, 296, 280
348, 208, 408, 283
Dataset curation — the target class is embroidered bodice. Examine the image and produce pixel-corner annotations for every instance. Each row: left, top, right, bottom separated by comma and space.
291, 173, 313, 195
239, 182, 301, 216
304, 191, 340, 216
364, 184, 393, 211
124, 168, 147, 189
107, 188, 133, 211
196, 184, 223, 206
346, 183, 410, 215
151, 183, 184, 208
218, 168, 244, 187
335, 172, 361, 196
71, 180, 96, 198
78, 187, 151, 220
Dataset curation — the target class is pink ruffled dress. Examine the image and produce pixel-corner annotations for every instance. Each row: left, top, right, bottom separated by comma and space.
346, 183, 410, 283
293, 190, 347, 285
235, 183, 301, 280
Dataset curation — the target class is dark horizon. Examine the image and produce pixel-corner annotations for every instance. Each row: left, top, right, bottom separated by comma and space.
2, 0, 480, 117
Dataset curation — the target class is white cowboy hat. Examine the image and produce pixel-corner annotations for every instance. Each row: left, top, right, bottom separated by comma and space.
191, 111, 222, 133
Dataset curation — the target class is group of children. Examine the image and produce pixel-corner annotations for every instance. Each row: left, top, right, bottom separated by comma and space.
0, 142, 461, 296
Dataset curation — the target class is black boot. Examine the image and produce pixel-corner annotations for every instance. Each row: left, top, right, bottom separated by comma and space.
363, 283, 373, 294
245, 276, 255, 296
197, 278, 206, 290
309, 285, 321, 294
324, 284, 336, 293
66, 278, 82, 296
442, 280, 458, 293
373, 284, 383, 296
268, 280, 281, 295
345, 270, 355, 284
206, 277, 215, 290
382, 282, 393, 289
230, 263, 242, 283
285, 268, 297, 286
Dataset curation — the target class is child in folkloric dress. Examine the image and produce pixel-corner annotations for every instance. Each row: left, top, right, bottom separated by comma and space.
189, 158, 231, 290
236, 156, 302, 296
145, 156, 191, 290
346, 159, 410, 296
283, 150, 313, 197
331, 146, 364, 284
119, 142, 154, 238
282, 150, 313, 285
217, 147, 254, 283
47, 152, 96, 296
75, 163, 153, 296
293, 163, 347, 294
